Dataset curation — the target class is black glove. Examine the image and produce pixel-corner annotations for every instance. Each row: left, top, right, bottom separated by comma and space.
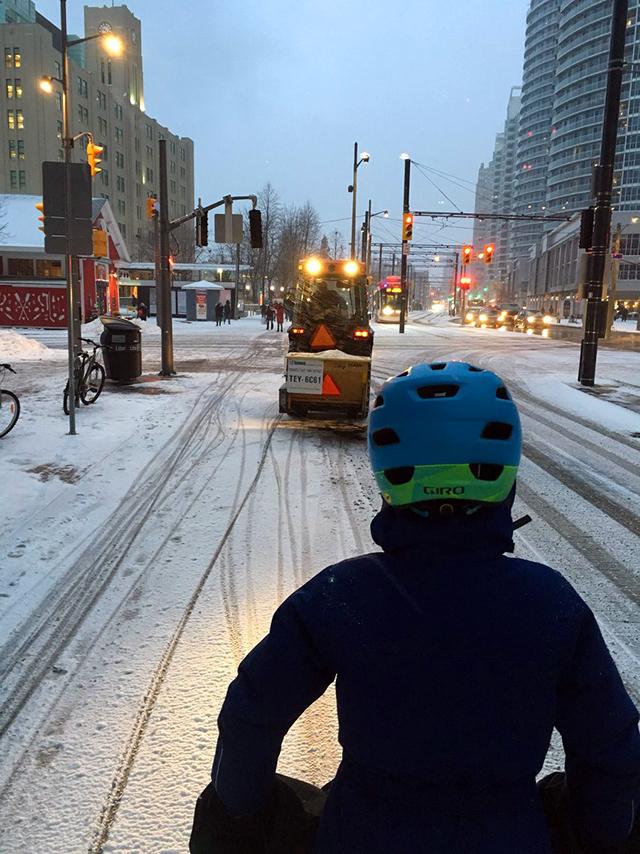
189, 782, 268, 854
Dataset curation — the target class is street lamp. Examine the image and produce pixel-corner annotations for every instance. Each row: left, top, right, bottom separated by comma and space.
217, 267, 223, 282
349, 142, 370, 259
37, 5, 123, 435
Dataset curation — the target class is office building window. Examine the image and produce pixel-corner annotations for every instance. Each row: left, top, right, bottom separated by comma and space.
114, 103, 122, 121
116, 175, 125, 192
169, 160, 176, 174
117, 199, 126, 215
170, 140, 176, 155
136, 204, 142, 220
180, 205, 186, 215
4, 48, 12, 68
180, 185, 185, 198
101, 168, 109, 186
17, 139, 24, 159
97, 90, 107, 110
107, 59, 112, 85
115, 151, 124, 168
14, 48, 21, 68
134, 137, 140, 153
145, 123, 153, 139
119, 222, 126, 237
58, 148, 63, 161
14, 78, 22, 98
170, 199, 176, 213
145, 167, 153, 182
101, 144, 108, 161
18, 169, 26, 189
56, 120, 63, 141
7, 110, 15, 130
169, 179, 176, 193
100, 59, 105, 84
16, 109, 23, 129
145, 144, 152, 159
115, 127, 123, 143
180, 147, 185, 161
136, 182, 141, 198
98, 116, 107, 135
8, 140, 16, 158
54, 61, 61, 79
77, 105, 88, 124
9, 170, 17, 189
180, 166, 185, 179
77, 77, 88, 98
5, 79, 13, 98
56, 92, 62, 112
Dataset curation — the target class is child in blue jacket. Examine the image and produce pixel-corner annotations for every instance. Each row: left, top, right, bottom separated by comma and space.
192, 362, 640, 853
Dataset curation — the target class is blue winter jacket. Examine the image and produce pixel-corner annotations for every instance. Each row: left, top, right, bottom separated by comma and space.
213, 501, 640, 853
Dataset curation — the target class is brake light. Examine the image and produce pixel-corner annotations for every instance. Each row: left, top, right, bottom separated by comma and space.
354, 329, 370, 338
290, 326, 305, 335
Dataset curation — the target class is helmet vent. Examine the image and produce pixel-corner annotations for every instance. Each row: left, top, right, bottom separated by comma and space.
417, 384, 459, 399
384, 466, 415, 485
468, 366, 484, 373
374, 395, 385, 408
396, 370, 409, 378
373, 428, 400, 446
481, 422, 513, 440
469, 463, 504, 482
496, 386, 511, 400
430, 363, 447, 371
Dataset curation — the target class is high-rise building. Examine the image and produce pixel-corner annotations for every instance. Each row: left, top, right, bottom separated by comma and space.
547, 0, 640, 216
512, 0, 560, 271
0, 0, 195, 260
473, 88, 521, 298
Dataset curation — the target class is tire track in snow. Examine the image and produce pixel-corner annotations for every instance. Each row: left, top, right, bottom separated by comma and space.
0, 344, 268, 739
88, 412, 281, 854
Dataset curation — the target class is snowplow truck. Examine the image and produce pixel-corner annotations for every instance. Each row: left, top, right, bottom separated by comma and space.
279, 257, 373, 420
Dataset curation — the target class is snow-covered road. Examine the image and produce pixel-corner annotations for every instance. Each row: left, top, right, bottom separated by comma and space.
0, 316, 639, 852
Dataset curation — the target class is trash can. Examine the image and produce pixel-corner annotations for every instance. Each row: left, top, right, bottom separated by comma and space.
100, 316, 142, 382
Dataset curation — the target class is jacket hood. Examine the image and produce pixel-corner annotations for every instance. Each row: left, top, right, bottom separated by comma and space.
370, 499, 515, 561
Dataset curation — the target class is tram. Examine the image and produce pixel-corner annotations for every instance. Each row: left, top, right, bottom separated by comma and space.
279, 257, 373, 420
373, 276, 403, 323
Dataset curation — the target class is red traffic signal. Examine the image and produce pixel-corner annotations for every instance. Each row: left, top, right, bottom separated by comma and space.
459, 275, 472, 291
484, 244, 495, 264
462, 245, 473, 265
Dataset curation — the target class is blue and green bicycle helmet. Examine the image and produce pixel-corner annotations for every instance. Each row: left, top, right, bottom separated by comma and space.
368, 361, 522, 508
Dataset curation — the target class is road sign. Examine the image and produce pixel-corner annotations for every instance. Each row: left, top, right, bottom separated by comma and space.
285, 358, 323, 394
42, 161, 93, 255
402, 243, 410, 256
214, 213, 243, 244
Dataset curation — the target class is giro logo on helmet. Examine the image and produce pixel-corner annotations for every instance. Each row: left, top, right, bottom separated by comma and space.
424, 486, 465, 496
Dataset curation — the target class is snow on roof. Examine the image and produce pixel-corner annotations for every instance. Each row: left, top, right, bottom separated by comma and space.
181, 280, 225, 290
0, 194, 46, 250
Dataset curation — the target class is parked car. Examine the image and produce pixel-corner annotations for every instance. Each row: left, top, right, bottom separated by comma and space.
513, 309, 554, 336
464, 307, 481, 325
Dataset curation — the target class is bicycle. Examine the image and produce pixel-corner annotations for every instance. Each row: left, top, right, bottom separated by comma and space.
63, 338, 106, 415
0, 364, 20, 438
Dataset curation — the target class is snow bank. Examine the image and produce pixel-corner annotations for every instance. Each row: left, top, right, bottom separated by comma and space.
0, 329, 65, 362
81, 317, 161, 338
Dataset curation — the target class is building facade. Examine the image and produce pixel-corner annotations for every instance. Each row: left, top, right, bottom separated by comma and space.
0, 0, 195, 261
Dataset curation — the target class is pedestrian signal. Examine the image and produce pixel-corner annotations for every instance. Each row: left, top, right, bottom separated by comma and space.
402, 213, 414, 241
86, 141, 104, 177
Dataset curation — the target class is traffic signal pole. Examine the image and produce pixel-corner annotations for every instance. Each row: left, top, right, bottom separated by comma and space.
158, 139, 175, 376
399, 157, 411, 334
578, 0, 628, 386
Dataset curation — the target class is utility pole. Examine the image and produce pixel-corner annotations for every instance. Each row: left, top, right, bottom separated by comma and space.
378, 244, 383, 281
452, 251, 459, 316
350, 142, 358, 259
234, 242, 241, 319
158, 139, 175, 376
360, 203, 369, 264
399, 156, 411, 334
578, 0, 628, 386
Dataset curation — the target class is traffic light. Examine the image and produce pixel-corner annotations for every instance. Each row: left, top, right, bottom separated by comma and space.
92, 228, 108, 257
579, 206, 594, 250
35, 200, 45, 232
402, 212, 414, 241
86, 141, 104, 177
459, 276, 472, 291
462, 245, 473, 265
484, 243, 495, 264
196, 210, 208, 247
146, 196, 157, 219
249, 208, 263, 249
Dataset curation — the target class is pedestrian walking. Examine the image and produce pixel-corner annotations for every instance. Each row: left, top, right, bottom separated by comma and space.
265, 304, 275, 330
223, 299, 232, 325
136, 302, 148, 321
275, 302, 285, 332
214, 301, 223, 327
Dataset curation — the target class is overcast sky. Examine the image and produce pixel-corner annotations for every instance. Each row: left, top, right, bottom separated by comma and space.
37, 0, 529, 247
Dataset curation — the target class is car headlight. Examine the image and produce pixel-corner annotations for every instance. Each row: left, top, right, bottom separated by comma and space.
543, 315, 553, 324
499, 311, 506, 319
465, 312, 474, 321
479, 313, 488, 322
527, 316, 536, 323
382, 306, 394, 316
